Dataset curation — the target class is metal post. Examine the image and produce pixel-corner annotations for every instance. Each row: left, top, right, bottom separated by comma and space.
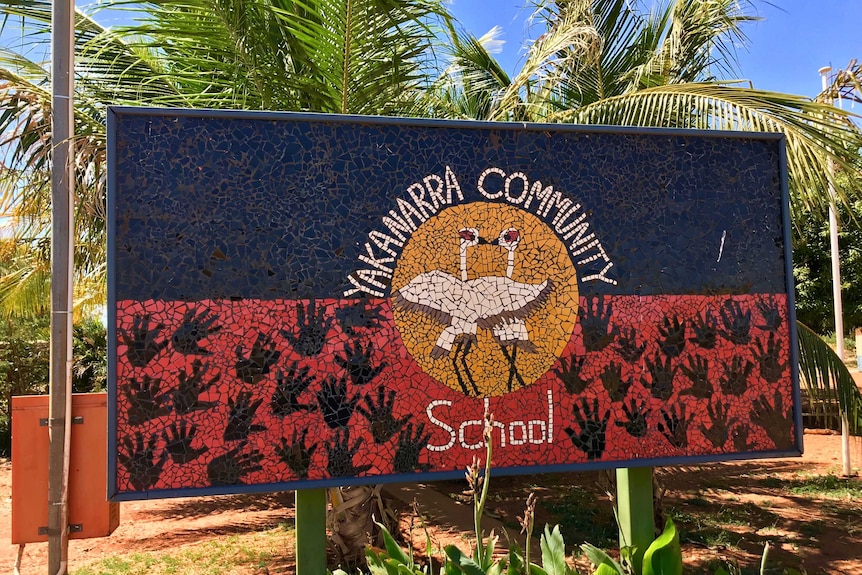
820, 66, 852, 477
49, 1, 75, 574
616, 467, 654, 575
295, 489, 328, 574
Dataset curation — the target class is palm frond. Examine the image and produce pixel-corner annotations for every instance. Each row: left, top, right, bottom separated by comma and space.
491, 0, 602, 121
109, 0, 450, 114
430, 24, 512, 120
638, 0, 756, 84
797, 320, 862, 435
0, 0, 457, 317
0, 248, 49, 317
549, 83, 862, 214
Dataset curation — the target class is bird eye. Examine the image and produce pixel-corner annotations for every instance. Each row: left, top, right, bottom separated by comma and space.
459, 229, 475, 241
505, 230, 519, 242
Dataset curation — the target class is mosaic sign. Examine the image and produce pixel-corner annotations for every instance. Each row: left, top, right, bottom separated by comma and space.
108, 108, 801, 500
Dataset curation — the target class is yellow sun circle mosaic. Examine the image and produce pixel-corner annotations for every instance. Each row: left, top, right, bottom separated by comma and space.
391, 202, 580, 397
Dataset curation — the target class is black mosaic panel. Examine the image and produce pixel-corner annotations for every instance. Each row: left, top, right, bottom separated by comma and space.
108, 108, 799, 500
113, 113, 785, 301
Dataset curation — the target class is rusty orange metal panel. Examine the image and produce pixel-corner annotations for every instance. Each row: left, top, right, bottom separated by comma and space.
11, 393, 119, 544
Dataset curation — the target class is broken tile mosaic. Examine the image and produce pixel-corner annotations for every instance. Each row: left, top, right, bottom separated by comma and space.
109, 109, 798, 499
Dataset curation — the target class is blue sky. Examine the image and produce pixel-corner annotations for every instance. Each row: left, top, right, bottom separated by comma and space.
448, 0, 861, 101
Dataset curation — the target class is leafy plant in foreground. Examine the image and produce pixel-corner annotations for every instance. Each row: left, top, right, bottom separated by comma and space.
332, 409, 802, 575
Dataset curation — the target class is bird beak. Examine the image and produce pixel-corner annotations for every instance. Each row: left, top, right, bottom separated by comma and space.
479, 237, 492, 245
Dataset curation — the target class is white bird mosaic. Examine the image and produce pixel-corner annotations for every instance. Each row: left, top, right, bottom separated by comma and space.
393, 227, 553, 395
486, 228, 539, 390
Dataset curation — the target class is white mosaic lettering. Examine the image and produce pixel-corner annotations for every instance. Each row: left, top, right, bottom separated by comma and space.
423, 390, 555, 451
523, 180, 553, 210
426, 400, 456, 451
423, 174, 445, 209
369, 231, 402, 257
359, 243, 395, 275
406, 182, 436, 218
477, 167, 505, 199
504, 171, 529, 204
343, 271, 386, 298
396, 197, 425, 230
382, 211, 411, 241
528, 420, 546, 444
445, 166, 464, 203
459, 418, 485, 450
509, 421, 527, 445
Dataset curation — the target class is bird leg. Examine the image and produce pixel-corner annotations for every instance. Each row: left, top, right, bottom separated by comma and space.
452, 339, 471, 396
500, 344, 526, 391
459, 337, 479, 396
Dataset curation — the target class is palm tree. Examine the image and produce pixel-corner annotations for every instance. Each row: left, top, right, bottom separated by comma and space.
434, 0, 862, 213
432, 0, 862, 433
0, 0, 451, 318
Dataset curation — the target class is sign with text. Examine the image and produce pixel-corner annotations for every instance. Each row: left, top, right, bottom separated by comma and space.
108, 108, 800, 500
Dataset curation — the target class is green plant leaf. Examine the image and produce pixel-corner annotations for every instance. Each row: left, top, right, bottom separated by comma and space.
444, 558, 463, 575
529, 565, 550, 575
377, 520, 411, 566
580, 543, 624, 574
385, 557, 405, 575
540, 525, 569, 575
642, 519, 682, 575
594, 564, 620, 575
712, 567, 730, 575
444, 545, 488, 575
364, 548, 401, 575
507, 543, 524, 575
482, 531, 501, 569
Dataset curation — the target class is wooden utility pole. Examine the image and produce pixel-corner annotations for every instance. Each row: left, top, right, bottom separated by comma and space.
49, 1, 75, 573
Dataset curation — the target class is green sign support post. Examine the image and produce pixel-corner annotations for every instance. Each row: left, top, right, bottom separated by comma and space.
616, 467, 655, 575
295, 488, 327, 574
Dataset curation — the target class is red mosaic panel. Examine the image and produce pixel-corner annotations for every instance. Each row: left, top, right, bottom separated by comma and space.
114, 294, 794, 494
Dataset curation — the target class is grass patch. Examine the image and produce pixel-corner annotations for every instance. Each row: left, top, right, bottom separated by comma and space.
687, 497, 710, 507
542, 488, 618, 548
73, 525, 294, 575
711, 502, 778, 527
757, 477, 783, 489
798, 520, 825, 538
787, 475, 862, 499
668, 502, 770, 550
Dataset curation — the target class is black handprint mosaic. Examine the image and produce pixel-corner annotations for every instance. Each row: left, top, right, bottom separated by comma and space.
110, 110, 799, 499
119, 314, 168, 368
123, 375, 171, 426
270, 363, 317, 417
163, 420, 209, 464
172, 308, 221, 355
173, 360, 219, 414
234, 333, 281, 385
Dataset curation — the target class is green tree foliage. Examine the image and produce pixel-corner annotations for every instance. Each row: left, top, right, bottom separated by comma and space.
0, 315, 49, 456
0, 314, 107, 456
1, 0, 861, 313
72, 317, 108, 394
793, 171, 862, 335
